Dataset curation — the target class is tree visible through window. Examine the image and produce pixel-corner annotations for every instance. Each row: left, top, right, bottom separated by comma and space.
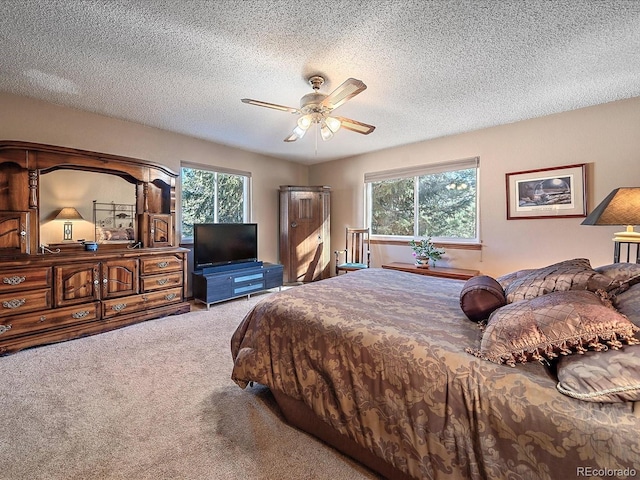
368, 161, 478, 240
181, 166, 249, 239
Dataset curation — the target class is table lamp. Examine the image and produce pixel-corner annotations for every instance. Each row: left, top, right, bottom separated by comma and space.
581, 187, 640, 242
55, 207, 84, 241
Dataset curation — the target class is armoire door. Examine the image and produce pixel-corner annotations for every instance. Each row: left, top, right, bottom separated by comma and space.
279, 186, 330, 283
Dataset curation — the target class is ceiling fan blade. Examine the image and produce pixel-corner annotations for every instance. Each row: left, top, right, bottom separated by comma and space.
320, 78, 367, 110
241, 98, 300, 114
334, 116, 376, 135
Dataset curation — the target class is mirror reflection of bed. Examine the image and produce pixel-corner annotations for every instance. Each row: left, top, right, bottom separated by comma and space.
39, 169, 136, 245
94, 201, 136, 243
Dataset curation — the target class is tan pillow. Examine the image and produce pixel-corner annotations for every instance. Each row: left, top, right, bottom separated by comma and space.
495, 268, 535, 291
504, 258, 614, 303
613, 283, 640, 330
557, 345, 640, 402
595, 262, 640, 295
467, 290, 639, 367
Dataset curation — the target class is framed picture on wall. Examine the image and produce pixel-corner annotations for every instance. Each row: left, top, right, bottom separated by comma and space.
506, 164, 587, 220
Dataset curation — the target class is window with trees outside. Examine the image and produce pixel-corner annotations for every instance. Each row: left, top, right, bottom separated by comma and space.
365, 157, 479, 241
180, 165, 251, 241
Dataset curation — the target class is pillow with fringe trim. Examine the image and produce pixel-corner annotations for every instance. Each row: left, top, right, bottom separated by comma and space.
504, 258, 615, 303
466, 290, 639, 367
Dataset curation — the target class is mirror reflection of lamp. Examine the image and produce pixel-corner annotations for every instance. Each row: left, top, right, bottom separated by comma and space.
55, 207, 84, 241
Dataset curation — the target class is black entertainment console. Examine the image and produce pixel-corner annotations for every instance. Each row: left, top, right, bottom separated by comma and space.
192, 261, 284, 309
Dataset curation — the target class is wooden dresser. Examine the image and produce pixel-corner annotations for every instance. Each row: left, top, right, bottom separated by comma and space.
0, 141, 190, 355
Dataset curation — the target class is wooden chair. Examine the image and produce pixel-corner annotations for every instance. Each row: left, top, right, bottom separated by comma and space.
335, 228, 370, 275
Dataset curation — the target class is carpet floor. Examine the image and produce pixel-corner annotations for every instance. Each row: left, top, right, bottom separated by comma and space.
0, 292, 379, 480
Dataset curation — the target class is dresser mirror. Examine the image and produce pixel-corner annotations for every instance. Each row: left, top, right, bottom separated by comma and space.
39, 169, 137, 246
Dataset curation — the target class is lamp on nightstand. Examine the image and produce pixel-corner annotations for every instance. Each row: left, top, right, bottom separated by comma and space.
582, 188, 640, 262
55, 207, 84, 241
581, 188, 640, 241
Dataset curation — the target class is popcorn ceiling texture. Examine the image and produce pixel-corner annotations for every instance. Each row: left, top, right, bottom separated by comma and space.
1, 0, 639, 164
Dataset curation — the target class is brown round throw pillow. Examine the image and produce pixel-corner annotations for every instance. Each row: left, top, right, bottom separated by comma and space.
460, 275, 507, 322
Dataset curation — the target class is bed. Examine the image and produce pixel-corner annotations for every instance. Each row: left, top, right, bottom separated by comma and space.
231, 265, 640, 479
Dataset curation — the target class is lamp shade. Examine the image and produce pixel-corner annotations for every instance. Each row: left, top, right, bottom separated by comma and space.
581, 188, 640, 241
55, 207, 84, 221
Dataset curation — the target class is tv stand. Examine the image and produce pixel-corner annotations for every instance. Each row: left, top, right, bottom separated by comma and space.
200, 261, 262, 275
192, 262, 283, 309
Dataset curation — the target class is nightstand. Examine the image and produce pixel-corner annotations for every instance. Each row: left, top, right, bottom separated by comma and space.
381, 262, 479, 281
614, 241, 640, 263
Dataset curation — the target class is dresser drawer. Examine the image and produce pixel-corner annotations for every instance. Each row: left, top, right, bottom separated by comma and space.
102, 287, 183, 318
0, 266, 51, 293
140, 255, 183, 275
0, 302, 99, 340
0, 289, 52, 317
141, 272, 183, 292
142, 287, 183, 310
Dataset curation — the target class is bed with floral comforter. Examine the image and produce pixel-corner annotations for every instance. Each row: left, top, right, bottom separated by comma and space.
231, 266, 640, 479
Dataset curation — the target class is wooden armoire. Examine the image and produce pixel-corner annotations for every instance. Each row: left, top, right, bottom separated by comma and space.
279, 186, 330, 283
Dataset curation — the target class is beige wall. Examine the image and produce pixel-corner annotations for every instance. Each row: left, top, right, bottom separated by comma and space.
309, 97, 640, 277
0, 92, 308, 263
4, 92, 639, 276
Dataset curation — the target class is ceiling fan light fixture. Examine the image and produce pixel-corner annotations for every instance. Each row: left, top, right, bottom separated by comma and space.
243, 75, 375, 144
293, 125, 307, 138
324, 116, 341, 133
320, 122, 334, 141
297, 114, 313, 130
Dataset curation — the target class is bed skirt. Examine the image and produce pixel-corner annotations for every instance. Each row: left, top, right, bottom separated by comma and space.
272, 389, 413, 480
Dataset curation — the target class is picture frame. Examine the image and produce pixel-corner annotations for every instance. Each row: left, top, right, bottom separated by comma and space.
506, 163, 587, 220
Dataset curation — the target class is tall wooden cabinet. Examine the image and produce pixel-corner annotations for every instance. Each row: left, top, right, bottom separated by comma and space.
279, 186, 330, 283
0, 141, 190, 356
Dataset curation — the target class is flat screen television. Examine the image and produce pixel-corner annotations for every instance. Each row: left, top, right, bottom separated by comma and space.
193, 223, 258, 270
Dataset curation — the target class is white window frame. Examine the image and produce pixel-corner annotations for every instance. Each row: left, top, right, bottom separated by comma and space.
364, 156, 480, 243
180, 162, 252, 242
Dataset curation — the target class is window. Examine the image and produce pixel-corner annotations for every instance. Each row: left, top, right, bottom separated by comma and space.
180, 165, 251, 240
366, 157, 479, 241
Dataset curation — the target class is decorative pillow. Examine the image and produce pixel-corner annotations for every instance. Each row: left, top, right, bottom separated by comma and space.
466, 290, 639, 367
495, 268, 535, 291
556, 345, 640, 402
504, 258, 615, 303
595, 262, 640, 295
613, 283, 640, 330
460, 275, 507, 322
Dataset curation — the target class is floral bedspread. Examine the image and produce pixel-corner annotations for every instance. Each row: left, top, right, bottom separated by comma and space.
230, 268, 640, 479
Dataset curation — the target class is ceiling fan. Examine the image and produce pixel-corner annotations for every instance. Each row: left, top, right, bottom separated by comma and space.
241, 76, 376, 142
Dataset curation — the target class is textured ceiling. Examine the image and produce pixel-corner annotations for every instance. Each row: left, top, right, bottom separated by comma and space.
1, 0, 640, 165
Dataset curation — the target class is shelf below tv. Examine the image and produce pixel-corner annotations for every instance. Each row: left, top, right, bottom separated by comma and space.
192, 261, 283, 309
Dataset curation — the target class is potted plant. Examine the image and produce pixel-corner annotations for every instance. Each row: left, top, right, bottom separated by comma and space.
409, 235, 445, 268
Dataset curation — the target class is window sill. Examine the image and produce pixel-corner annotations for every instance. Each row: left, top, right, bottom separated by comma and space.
370, 238, 482, 251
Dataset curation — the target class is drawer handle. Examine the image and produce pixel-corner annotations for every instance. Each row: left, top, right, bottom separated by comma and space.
157, 261, 170, 268
111, 303, 127, 312
72, 310, 90, 319
0, 324, 12, 335
157, 278, 169, 285
164, 293, 177, 301
2, 298, 26, 309
3, 276, 26, 286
